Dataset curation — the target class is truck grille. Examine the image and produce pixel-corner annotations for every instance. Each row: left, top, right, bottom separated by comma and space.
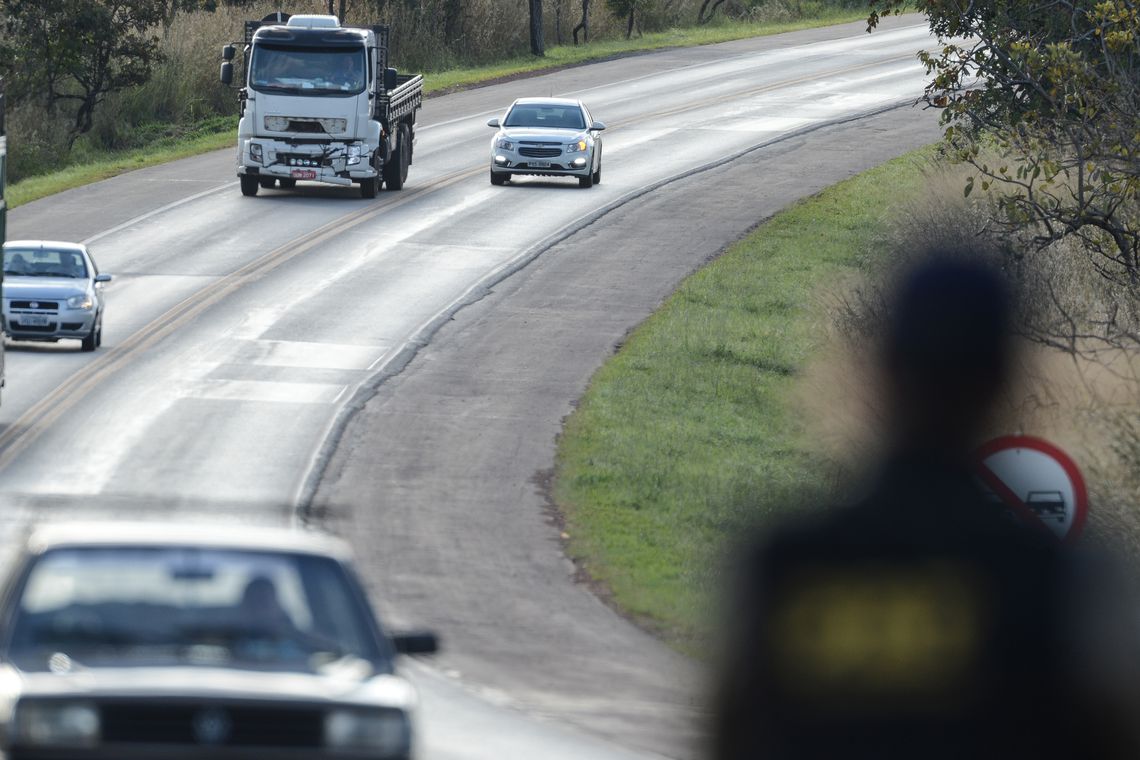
279, 153, 332, 168
100, 702, 325, 747
519, 146, 562, 158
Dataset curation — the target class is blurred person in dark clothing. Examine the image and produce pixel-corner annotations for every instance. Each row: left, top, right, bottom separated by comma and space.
711, 253, 1140, 760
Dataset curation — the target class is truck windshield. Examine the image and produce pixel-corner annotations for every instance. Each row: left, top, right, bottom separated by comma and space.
250, 45, 366, 96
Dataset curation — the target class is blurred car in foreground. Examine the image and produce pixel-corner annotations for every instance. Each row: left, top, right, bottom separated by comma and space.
2, 241, 111, 352
0, 523, 438, 759
487, 97, 605, 188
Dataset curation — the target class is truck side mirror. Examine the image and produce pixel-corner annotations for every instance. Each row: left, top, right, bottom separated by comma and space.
384, 67, 398, 91
222, 44, 236, 61
220, 62, 234, 86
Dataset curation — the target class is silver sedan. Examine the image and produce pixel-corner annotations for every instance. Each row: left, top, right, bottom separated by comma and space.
488, 97, 605, 188
2, 240, 111, 351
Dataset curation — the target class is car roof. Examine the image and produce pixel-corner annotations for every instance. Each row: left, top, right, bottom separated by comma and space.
25, 521, 353, 560
511, 97, 584, 108
3, 240, 88, 252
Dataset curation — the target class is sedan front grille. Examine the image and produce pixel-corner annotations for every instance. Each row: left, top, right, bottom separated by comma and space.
100, 702, 325, 747
10, 300, 59, 311
519, 146, 562, 158
11, 322, 57, 332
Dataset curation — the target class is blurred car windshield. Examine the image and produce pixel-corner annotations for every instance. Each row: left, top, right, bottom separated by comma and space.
5, 547, 385, 673
3, 247, 88, 278
504, 105, 585, 130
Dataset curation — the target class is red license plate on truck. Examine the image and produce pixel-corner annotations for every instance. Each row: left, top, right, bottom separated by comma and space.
291, 169, 317, 180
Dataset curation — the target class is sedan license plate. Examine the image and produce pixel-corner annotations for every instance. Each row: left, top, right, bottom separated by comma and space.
291, 169, 317, 180
528, 161, 552, 168
19, 315, 49, 326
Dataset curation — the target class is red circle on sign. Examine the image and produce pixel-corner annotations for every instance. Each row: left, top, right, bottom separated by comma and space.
974, 435, 1088, 544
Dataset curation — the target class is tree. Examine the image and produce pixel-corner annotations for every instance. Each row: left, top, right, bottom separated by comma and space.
868, 0, 1140, 353
529, 0, 545, 55
1, 0, 165, 146
605, 0, 646, 38
572, 0, 589, 44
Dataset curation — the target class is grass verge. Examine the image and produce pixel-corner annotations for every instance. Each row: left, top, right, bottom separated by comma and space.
552, 146, 936, 652
7, 10, 868, 210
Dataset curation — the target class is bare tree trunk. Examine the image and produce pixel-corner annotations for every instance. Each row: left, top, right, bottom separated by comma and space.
697, 0, 725, 23
529, 0, 545, 55
338, 0, 348, 22
572, 0, 589, 43
625, 8, 634, 38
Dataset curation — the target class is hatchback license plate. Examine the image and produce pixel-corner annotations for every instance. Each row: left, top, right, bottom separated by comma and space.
20, 315, 49, 326
528, 161, 551, 168
291, 169, 317, 180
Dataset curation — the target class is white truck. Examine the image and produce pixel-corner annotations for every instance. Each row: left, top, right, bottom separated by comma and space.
221, 13, 423, 198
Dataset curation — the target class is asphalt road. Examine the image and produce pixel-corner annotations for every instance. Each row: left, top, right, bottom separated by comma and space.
2, 16, 941, 759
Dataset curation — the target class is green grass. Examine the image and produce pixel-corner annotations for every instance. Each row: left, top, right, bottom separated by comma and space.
7, 10, 867, 209
552, 147, 937, 652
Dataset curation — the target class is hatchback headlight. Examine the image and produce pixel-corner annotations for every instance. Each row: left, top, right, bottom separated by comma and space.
325, 709, 409, 753
15, 701, 100, 747
264, 116, 289, 131
566, 138, 588, 153
67, 294, 94, 311
495, 137, 514, 150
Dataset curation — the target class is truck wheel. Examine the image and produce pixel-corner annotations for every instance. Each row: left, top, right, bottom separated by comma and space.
259, 177, 277, 189
384, 126, 409, 191
240, 175, 259, 196
279, 179, 297, 189
361, 174, 380, 199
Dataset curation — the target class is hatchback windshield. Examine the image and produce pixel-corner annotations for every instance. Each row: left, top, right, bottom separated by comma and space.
504, 104, 586, 130
5, 547, 385, 673
250, 45, 366, 95
3, 247, 87, 278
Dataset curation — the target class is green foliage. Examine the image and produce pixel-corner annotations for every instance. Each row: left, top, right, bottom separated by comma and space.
1, 0, 166, 142
868, 0, 1140, 304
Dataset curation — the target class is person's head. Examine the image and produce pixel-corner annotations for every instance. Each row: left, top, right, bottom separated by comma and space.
240, 575, 285, 618
881, 251, 1014, 453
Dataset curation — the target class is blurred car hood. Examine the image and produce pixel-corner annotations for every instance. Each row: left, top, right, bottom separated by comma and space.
3, 278, 88, 300
4, 664, 416, 708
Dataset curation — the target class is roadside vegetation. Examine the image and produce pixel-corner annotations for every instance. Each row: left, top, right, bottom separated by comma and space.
0, 0, 865, 207
556, 0, 1140, 651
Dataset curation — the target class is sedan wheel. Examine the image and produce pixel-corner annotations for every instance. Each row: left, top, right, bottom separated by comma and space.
490, 169, 508, 186
578, 173, 594, 188
81, 326, 98, 352
593, 164, 602, 185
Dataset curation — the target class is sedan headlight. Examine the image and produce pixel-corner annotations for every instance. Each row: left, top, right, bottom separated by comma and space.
67, 293, 94, 311
15, 701, 100, 747
325, 709, 409, 753
495, 137, 514, 150
264, 115, 289, 131
566, 138, 588, 153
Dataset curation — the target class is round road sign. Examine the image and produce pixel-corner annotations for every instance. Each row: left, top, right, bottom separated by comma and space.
974, 435, 1088, 544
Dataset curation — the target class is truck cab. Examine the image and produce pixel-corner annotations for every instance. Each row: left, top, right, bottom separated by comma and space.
223, 14, 422, 199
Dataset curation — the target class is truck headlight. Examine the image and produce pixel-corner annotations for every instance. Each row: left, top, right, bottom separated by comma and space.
264, 116, 289, 131
566, 138, 588, 153
16, 701, 100, 747
324, 709, 409, 753
67, 294, 94, 311
347, 144, 362, 166
249, 142, 264, 164
495, 138, 514, 150
319, 118, 347, 133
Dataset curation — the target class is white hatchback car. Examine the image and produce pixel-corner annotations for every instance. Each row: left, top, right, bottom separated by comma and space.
2, 240, 111, 351
487, 97, 605, 188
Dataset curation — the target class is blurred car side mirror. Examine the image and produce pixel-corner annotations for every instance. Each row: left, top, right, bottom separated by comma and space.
94, 274, 112, 283
392, 631, 439, 655
590, 120, 606, 131
487, 118, 500, 128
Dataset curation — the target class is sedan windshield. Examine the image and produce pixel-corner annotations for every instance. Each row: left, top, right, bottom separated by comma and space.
250, 45, 366, 95
4, 247, 87, 278
6, 547, 386, 673
504, 104, 586, 130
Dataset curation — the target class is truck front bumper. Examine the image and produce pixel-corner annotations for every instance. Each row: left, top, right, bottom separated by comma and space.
238, 138, 378, 186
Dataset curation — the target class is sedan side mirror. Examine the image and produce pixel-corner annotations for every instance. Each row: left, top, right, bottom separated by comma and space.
590, 120, 606, 131
392, 630, 439, 655
487, 118, 500, 128
94, 273, 112, 283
